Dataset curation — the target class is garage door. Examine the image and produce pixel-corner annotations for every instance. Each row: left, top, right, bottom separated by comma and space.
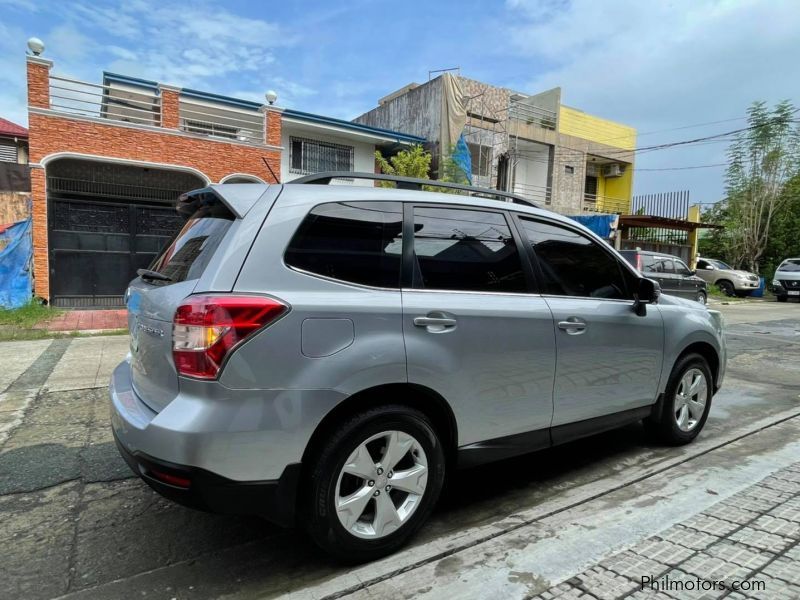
48, 198, 184, 307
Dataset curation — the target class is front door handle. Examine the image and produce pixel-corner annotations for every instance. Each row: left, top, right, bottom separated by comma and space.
413, 312, 457, 333
557, 317, 587, 335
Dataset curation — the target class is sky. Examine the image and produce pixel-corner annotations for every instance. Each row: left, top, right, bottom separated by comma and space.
1, 0, 799, 203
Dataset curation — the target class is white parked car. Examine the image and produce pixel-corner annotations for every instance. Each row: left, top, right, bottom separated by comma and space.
772, 258, 800, 302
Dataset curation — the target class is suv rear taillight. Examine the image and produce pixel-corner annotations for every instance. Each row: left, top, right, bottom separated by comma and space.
173, 295, 287, 380
636, 254, 643, 271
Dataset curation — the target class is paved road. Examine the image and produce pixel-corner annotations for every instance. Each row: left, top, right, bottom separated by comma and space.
0, 301, 797, 599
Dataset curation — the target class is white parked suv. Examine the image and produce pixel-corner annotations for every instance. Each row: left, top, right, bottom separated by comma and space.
772, 258, 800, 302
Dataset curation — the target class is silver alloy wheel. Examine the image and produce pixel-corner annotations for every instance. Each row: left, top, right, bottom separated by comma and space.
674, 367, 709, 432
335, 430, 429, 539
696, 291, 706, 305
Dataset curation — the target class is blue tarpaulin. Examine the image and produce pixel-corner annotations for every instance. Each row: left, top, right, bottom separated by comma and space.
568, 214, 617, 239
451, 134, 472, 184
0, 217, 33, 309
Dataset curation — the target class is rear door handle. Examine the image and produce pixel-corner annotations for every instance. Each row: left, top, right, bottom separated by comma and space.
413, 313, 457, 332
557, 318, 587, 335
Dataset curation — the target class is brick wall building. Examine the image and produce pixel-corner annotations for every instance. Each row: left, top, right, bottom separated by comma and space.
25, 54, 422, 306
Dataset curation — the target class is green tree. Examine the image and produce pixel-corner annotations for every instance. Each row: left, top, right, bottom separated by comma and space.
374, 144, 469, 193
724, 100, 800, 272
374, 145, 432, 185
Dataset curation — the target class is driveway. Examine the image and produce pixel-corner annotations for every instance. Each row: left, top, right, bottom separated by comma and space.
1, 301, 798, 599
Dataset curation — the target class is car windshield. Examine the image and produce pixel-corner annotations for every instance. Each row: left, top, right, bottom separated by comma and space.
709, 259, 732, 270
778, 259, 800, 272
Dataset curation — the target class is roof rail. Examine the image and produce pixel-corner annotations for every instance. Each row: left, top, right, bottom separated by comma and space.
289, 171, 539, 208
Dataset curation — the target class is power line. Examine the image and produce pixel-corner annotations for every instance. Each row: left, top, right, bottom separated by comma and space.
635, 163, 729, 172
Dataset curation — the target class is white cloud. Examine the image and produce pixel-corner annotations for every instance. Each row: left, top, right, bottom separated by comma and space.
504, 0, 800, 201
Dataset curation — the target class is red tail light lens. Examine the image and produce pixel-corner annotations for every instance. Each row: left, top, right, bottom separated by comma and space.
173, 295, 287, 379
149, 469, 191, 488
636, 254, 643, 271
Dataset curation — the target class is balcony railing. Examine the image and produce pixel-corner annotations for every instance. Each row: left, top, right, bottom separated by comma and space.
49, 75, 161, 126
508, 102, 558, 131
179, 100, 264, 146
512, 181, 552, 205
46, 74, 267, 147
583, 194, 630, 214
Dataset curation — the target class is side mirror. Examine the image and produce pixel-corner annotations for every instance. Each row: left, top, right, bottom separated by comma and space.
633, 277, 660, 316
704, 265, 715, 270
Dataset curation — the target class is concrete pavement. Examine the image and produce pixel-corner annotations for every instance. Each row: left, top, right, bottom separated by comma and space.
0, 301, 798, 599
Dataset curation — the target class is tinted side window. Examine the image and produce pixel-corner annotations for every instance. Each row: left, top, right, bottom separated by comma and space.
696, 259, 710, 269
285, 201, 402, 288
675, 260, 692, 276
518, 218, 629, 299
412, 207, 526, 293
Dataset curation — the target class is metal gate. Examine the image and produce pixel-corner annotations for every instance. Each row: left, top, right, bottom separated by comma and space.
48, 197, 184, 307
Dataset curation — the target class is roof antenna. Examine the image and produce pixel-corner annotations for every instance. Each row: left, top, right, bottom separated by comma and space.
261, 157, 280, 183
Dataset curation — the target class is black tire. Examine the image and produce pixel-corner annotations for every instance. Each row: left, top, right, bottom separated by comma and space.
304, 404, 445, 562
695, 290, 707, 305
777, 295, 788, 303
717, 280, 735, 296
645, 353, 713, 446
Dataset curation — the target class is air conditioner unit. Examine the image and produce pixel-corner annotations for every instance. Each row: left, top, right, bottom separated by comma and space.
603, 163, 624, 178
586, 164, 598, 177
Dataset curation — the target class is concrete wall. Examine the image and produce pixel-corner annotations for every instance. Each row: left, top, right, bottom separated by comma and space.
355, 78, 443, 144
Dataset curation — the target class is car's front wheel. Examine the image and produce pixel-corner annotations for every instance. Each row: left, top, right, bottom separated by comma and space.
777, 295, 788, 303
304, 405, 445, 562
717, 280, 735, 296
695, 290, 707, 305
645, 353, 713, 445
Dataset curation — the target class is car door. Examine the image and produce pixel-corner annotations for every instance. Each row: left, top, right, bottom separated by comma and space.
401, 205, 556, 449
651, 256, 681, 297
674, 258, 699, 299
514, 216, 664, 427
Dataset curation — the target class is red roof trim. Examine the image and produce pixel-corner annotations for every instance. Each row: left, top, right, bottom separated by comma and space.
0, 118, 28, 138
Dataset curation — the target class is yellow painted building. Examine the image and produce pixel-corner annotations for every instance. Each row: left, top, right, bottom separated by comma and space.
559, 106, 637, 214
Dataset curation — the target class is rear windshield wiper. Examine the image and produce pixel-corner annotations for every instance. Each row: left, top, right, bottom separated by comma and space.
137, 268, 172, 283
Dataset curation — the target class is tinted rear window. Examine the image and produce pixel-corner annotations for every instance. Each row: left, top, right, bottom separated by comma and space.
285, 201, 403, 288
148, 197, 234, 284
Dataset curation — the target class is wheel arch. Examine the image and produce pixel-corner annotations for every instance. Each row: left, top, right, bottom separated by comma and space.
301, 383, 459, 468
676, 341, 720, 390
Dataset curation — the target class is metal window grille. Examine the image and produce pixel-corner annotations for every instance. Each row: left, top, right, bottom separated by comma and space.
290, 137, 354, 175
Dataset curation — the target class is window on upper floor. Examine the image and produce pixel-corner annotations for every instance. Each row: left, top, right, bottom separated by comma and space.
290, 137, 355, 175
467, 143, 492, 177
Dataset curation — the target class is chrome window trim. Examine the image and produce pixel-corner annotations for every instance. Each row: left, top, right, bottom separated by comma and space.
400, 287, 543, 298
285, 264, 400, 292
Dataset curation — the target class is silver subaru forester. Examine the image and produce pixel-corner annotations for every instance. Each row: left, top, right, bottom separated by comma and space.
110, 174, 726, 561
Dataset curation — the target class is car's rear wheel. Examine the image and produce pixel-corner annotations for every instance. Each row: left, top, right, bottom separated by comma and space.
645, 353, 713, 446
717, 280, 735, 296
304, 405, 445, 562
695, 290, 707, 305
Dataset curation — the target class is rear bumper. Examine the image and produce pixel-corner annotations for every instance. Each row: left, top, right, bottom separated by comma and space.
113, 429, 300, 526
109, 359, 344, 526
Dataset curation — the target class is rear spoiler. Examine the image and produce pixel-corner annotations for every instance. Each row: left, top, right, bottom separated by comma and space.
177, 184, 275, 219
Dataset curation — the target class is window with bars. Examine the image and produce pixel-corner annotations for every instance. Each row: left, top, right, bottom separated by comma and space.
0, 139, 18, 163
290, 137, 354, 175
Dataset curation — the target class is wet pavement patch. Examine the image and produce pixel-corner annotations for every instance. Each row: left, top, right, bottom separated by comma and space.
5, 338, 72, 393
